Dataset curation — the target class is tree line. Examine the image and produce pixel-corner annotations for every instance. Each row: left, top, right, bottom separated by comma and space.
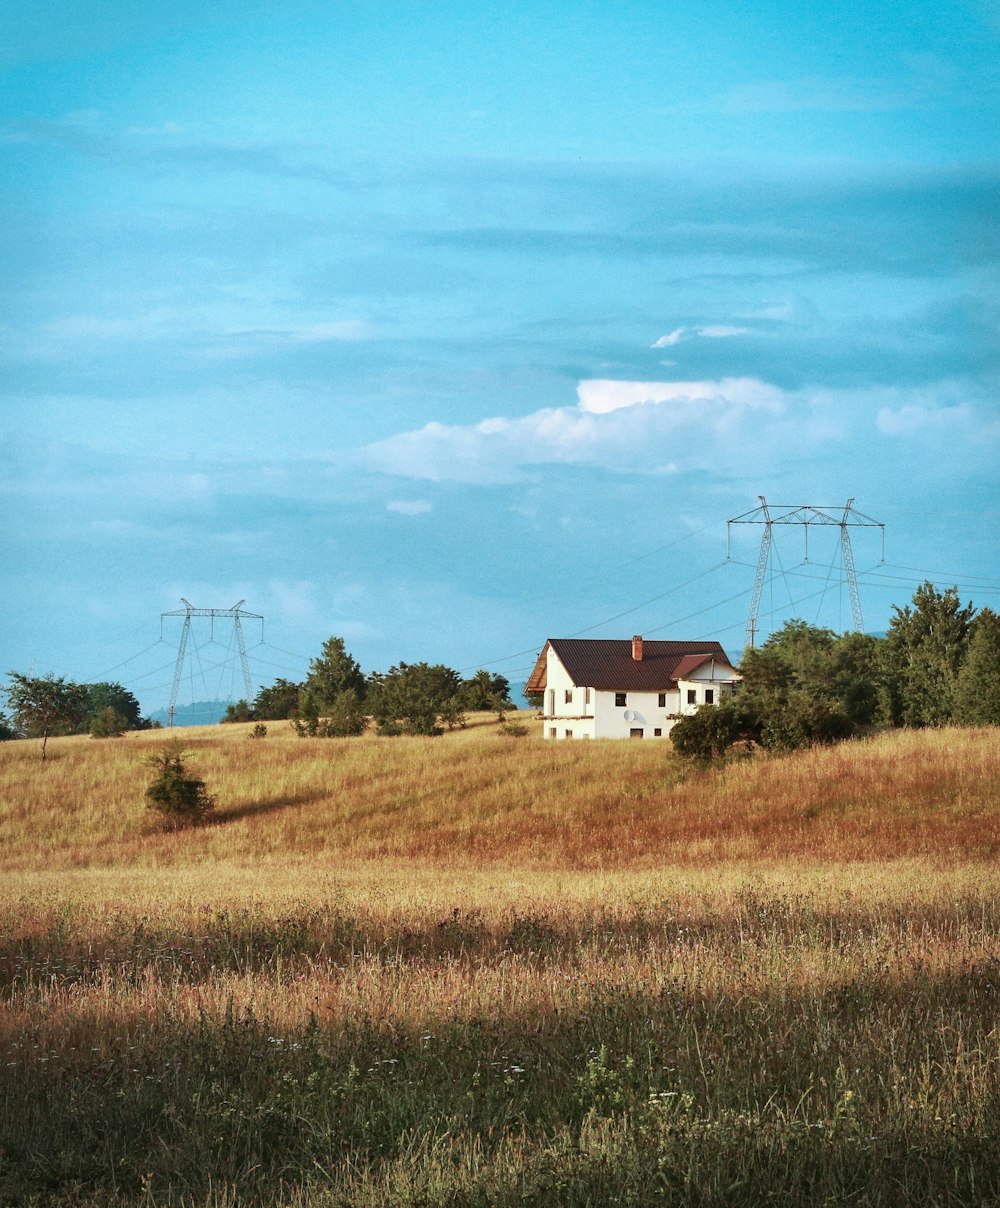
5, 581, 996, 759
2, 634, 514, 755
671, 582, 1000, 760
221, 637, 512, 737
0, 677, 150, 758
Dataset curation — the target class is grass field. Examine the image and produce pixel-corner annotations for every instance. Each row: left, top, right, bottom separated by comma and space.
1, 720, 999, 1205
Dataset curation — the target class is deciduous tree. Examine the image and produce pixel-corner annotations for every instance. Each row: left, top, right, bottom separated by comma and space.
5, 672, 89, 759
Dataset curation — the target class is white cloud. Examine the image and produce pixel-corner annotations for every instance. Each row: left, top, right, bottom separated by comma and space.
577, 377, 784, 414
652, 328, 686, 347
362, 376, 795, 484
652, 325, 752, 348
386, 499, 433, 515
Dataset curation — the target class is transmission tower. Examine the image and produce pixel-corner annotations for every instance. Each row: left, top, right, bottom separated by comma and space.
160, 599, 264, 726
727, 498, 884, 648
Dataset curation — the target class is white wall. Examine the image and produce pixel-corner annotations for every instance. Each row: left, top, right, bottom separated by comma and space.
592, 688, 679, 739
541, 648, 597, 740
539, 648, 740, 740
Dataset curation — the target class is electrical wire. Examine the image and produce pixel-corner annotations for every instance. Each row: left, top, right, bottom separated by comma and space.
454, 560, 730, 672
52, 539, 1000, 712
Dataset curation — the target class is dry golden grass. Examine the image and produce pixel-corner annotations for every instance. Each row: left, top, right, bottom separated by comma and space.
1, 718, 997, 874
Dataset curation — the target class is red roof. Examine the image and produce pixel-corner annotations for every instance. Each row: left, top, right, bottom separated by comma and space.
526, 638, 738, 693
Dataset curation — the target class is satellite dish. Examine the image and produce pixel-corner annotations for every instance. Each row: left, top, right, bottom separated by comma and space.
623, 709, 634, 721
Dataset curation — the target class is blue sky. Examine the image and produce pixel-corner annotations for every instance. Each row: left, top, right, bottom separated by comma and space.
2, 0, 999, 712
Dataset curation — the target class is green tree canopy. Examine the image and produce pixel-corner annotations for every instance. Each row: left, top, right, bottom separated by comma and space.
304, 637, 366, 713
672, 620, 880, 760
368, 662, 462, 736
252, 678, 303, 720
5, 672, 89, 759
89, 706, 130, 738
292, 688, 367, 737
954, 608, 1000, 725
880, 582, 976, 726
83, 682, 145, 733
459, 670, 512, 712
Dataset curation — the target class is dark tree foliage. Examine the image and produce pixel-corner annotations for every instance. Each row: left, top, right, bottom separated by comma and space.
145, 744, 215, 829
669, 695, 754, 761
0, 710, 16, 741
673, 584, 989, 761
672, 620, 877, 761
954, 608, 1000, 725
459, 670, 512, 712
292, 689, 367, 737
880, 582, 977, 726
368, 662, 463, 736
221, 700, 252, 724
252, 678, 303, 721
82, 682, 145, 733
6, 672, 89, 759
89, 707, 129, 738
305, 637, 366, 713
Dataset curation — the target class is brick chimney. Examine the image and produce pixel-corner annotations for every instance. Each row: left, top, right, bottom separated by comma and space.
632, 634, 643, 661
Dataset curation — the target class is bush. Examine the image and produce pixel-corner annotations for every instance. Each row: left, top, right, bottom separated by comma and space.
145, 743, 216, 829
248, 723, 268, 739
498, 721, 529, 738
670, 699, 749, 761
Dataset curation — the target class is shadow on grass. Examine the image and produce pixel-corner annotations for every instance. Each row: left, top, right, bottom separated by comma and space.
212, 793, 326, 825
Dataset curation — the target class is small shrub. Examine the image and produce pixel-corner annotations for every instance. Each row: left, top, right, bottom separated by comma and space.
144, 743, 216, 829
499, 721, 529, 738
248, 723, 268, 739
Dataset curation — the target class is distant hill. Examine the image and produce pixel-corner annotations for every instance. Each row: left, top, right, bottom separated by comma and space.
147, 700, 233, 728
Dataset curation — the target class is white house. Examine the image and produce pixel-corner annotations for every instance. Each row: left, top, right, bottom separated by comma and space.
525, 635, 741, 740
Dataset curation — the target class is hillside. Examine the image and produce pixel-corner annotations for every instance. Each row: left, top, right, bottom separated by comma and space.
1, 719, 997, 876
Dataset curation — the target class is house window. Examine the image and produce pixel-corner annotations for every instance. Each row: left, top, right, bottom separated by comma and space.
585, 687, 591, 705
549, 727, 557, 739
615, 692, 627, 707
658, 692, 667, 707
564, 689, 573, 704
654, 727, 662, 737
565, 729, 573, 739
547, 689, 555, 715
686, 689, 697, 705
704, 689, 715, 704
629, 728, 644, 739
